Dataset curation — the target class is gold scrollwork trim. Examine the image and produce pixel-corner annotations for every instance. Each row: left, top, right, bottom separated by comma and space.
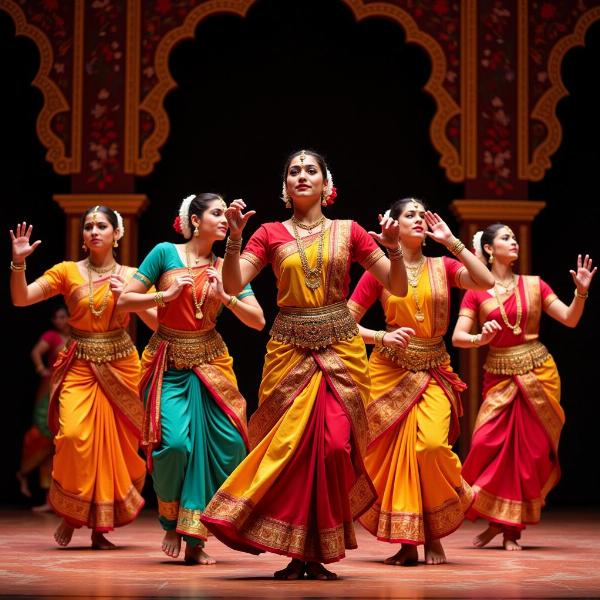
526, 7, 600, 181
342, 0, 463, 181
137, 0, 255, 175
0, 0, 82, 174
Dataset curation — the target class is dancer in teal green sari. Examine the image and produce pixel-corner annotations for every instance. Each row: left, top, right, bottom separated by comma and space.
118, 193, 265, 563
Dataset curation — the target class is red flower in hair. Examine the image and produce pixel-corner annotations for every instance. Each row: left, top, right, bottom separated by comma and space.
326, 186, 337, 205
173, 215, 182, 234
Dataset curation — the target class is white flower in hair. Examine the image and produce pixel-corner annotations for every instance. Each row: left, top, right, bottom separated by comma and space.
113, 210, 125, 240
178, 194, 195, 239
472, 230, 484, 259
383, 209, 391, 219
322, 168, 337, 203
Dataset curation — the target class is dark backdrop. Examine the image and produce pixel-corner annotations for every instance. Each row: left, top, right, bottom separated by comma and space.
1, 0, 598, 507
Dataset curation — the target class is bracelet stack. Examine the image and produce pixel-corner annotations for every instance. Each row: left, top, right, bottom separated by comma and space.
470, 334, 481, 346
446, 238, 466, 256
225, 237, 243, 255
227, 295, 239, 310
574, 289, 589, 300
374, 330, 387, 349
10, 260, 26, 272
387, 245, 404, 261
154, 291, 166, 307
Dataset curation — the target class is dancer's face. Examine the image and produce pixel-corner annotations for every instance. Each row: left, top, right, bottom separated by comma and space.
488, 226, 519, 264
285, 154, 325, 203
397, 201, 428, 244
191, 199, 228, 242
51, 309, 69, 333
82, 211, 117, 252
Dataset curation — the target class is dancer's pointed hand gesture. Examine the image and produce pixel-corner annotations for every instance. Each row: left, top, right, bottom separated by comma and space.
10, 222, 42, 262
369, 213, 400, 250
225, 199, 256, 240
423, 211, 454, 246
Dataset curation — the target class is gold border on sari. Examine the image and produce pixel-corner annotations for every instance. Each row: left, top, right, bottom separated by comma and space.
360, 503, 425, 543
523, 275, 542, 341
158, 497, 180, 521
471, 485, 543, 525
427, 257, 449, 337
361, 248, 386, 271
248, 355, 318, 448
240, 250, 265, 273
347, 298, 367, 322
177, 507, 209, 539
35, 276, 53, 299
425, 480, 473, 539
324, 220, 351, 304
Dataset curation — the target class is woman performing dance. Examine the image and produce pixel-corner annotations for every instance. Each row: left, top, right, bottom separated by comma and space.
348, 197, 494, 565
118, 193, 265, 564
452, 223, 595, 550
9, 207, 156, 548
16, 304, 70, 511
201, 149, 407, 580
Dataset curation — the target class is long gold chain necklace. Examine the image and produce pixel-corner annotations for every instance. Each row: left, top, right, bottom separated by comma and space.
494, 274, 522, 335
405, 256, 426, 322
87, 260, 117, 318
185, 244, 211, 319
291, 216, 326, 290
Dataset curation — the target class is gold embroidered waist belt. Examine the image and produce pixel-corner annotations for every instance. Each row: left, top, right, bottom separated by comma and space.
379, 335, 449, 372
485, 340, 550, 375
70, 327, 135, 363
270, 301, 359, 350
147, 324, 226, 369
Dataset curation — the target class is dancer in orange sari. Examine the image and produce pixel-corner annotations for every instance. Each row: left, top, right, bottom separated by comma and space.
16, 305, 70, 510
348, 197, 493, 565
10, 207, 156, 549
453, 223, 595, 550
201, 149, 407, 580
119, 193, 264, 564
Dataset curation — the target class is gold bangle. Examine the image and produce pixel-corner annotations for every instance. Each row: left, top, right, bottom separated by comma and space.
225, 237, 243, 255
227, 295, 239, 309
387, 245, 403, 261
154, 291, 166, 307
470, 334, 480, 346
10, 260, 26, 271
374, 330, 386, 349
447, 238, 466, 256
574, 289, 589, 300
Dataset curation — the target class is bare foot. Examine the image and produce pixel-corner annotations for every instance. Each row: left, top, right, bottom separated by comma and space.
305, 561, 337, 580
32, 501, 52, 513
274, 558, 305, 580
54, 520, 74, 547
16, 471, 31, 498
473, 524, 501, 548
425, 539, 447, 565
91, 532, 117, 550
184, 544, 216, 565
161, 530, 181, 558
503, 537, 522, 551
383, 544, 419, 566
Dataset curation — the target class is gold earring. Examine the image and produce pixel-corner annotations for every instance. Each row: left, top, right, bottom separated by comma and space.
488, 253, 494, 264
113, 240, 119, 248
321, 191, 327, 207
193, 225, 200, 237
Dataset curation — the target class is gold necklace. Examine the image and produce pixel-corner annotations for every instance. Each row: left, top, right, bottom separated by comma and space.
88, 262, 117, 318
87, 259, 116, 274
185, 245, 211, 319
291, 217, 326, 290
405, 256, 426, 322
291, 215, 325, 234
494, 275, 522, 335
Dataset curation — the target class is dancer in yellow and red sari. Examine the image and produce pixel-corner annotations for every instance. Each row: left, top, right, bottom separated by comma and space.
119, 193, 264, 565
16, 304, 70, 511
201, 150, 407, 580
452, 223, 596, 550
10, 207, 156, 549
348, 198, 494, 566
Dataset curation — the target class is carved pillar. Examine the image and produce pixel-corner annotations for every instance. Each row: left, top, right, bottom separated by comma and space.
449, 199, 545, 457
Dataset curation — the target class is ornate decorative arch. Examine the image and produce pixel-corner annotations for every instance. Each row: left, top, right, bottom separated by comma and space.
527, 7, 600, 181
135, 0, 254, 175
340, 1, 463, 181
136, 0, 463, 181
0, 0, 82, 174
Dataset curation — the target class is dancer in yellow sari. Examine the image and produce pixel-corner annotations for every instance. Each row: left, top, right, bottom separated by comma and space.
10, 207, 156, 549
348, 198, 493, 565
201, 149, 407, 580
453, 223, 596, 550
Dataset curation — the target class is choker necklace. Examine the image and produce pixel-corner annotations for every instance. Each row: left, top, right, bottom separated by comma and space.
291, 216, 325, 234
87, 259, 116, 275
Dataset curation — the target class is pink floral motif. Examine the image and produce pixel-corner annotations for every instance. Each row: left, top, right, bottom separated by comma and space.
478, 0, 515, 196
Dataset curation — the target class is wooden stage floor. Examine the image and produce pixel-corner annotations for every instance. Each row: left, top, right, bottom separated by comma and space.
1, 507, 599, 598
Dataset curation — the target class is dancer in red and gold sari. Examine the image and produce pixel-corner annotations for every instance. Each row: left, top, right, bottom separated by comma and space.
10, 207, 156, 549
348, 198, 494, 566
16, 305, 70, 511
201, 149, 407, 580
453, 223, 596, 550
